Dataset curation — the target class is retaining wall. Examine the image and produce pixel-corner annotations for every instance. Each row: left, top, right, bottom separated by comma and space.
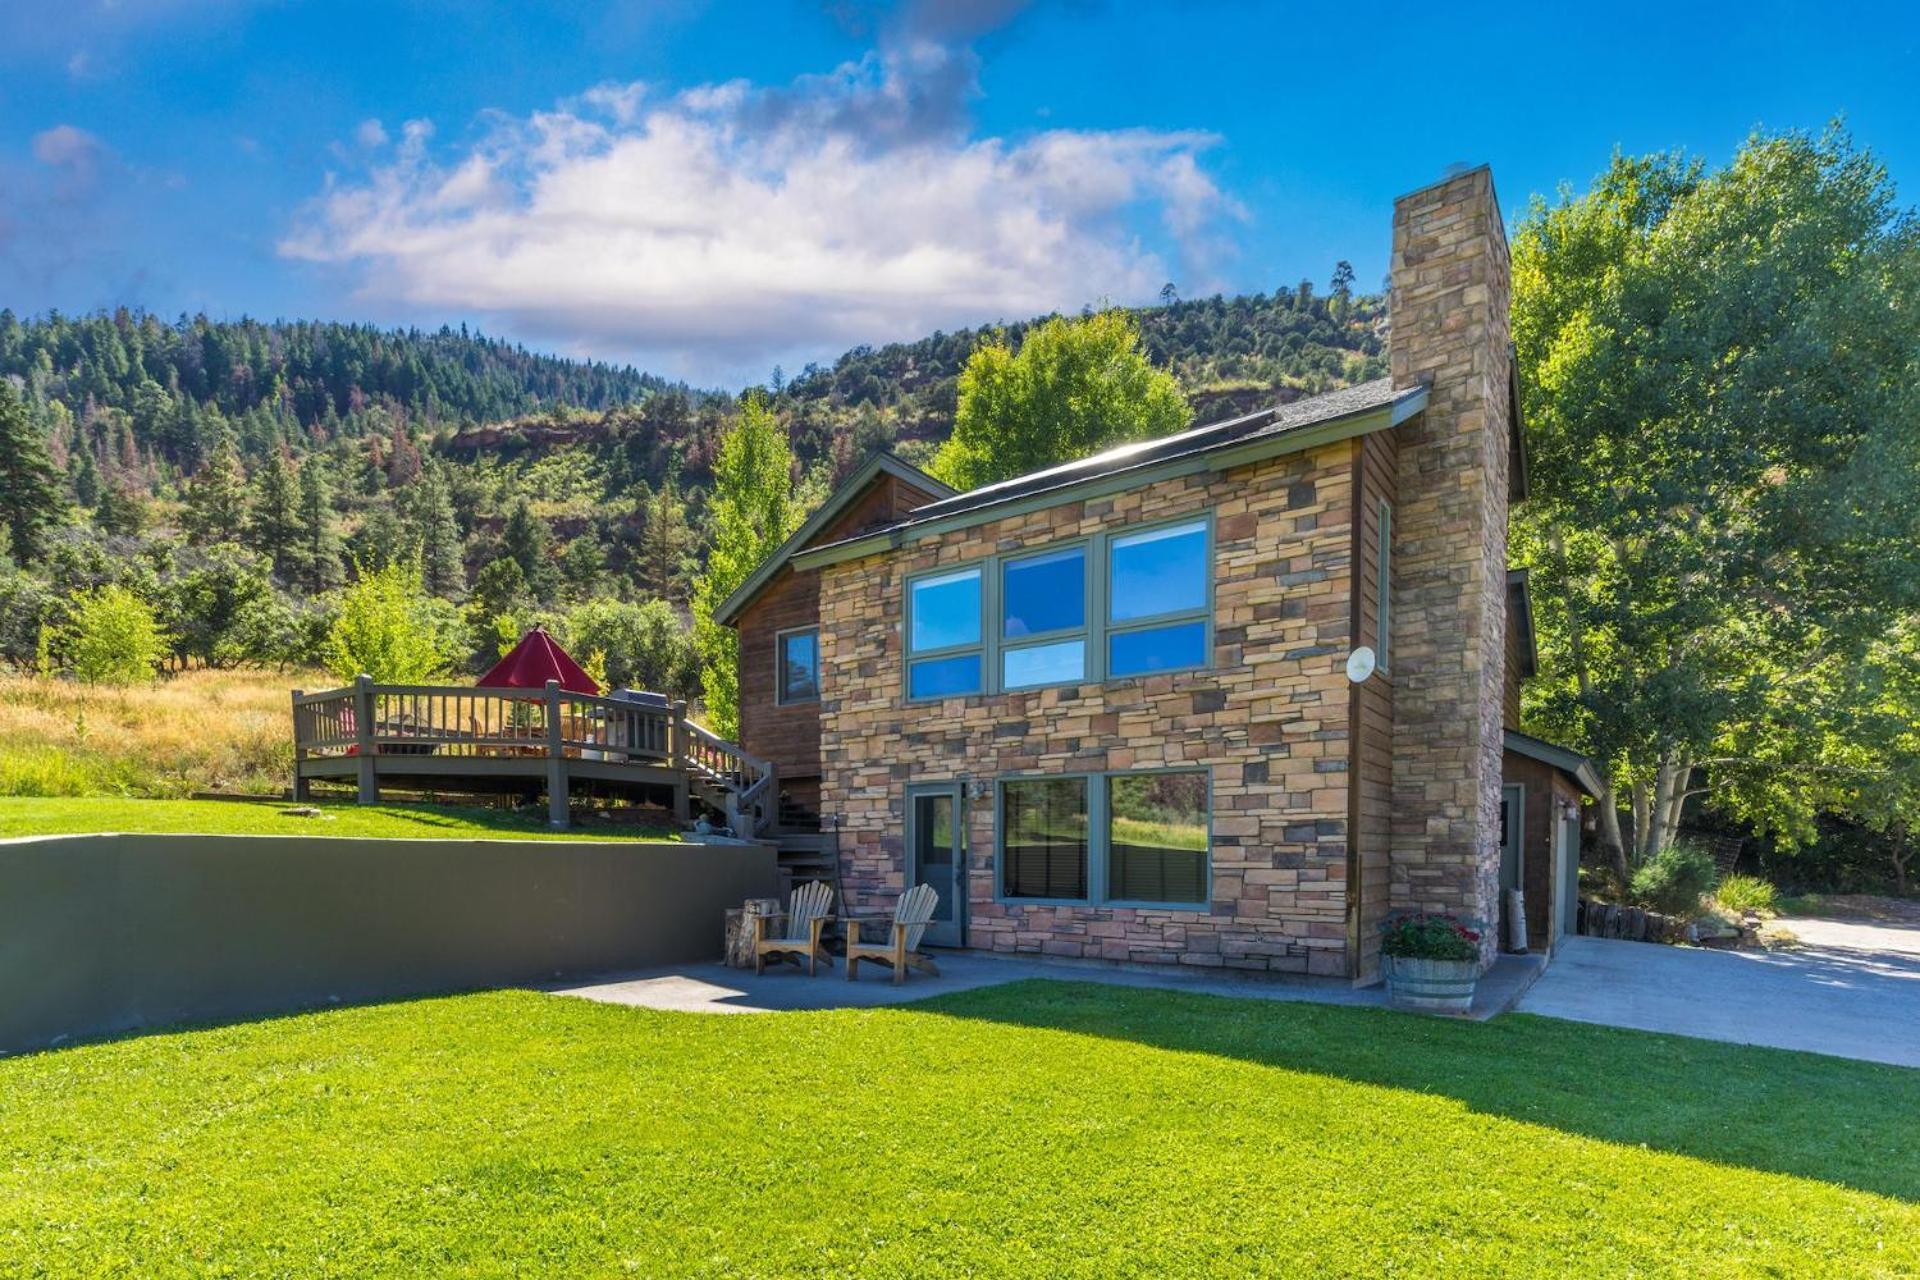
0, 833, 777, 1055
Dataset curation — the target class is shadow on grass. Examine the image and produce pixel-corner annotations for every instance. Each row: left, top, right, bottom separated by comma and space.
913, 978, 1920, 1203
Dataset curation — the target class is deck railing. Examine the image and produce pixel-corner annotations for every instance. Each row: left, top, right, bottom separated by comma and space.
291, 675, 777, 835
681, 718, 777, 836
292, 676, 682, 767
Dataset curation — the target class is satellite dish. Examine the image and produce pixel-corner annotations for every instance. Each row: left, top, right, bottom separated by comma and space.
1346, 646, 1377, 684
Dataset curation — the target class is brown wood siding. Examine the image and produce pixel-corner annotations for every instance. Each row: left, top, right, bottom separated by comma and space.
734, 467, 945, 790
1348, 429, 1399, 980
737, 567, 824, 784
1500, 749, 1578, 946
1502, 590, 1525, 729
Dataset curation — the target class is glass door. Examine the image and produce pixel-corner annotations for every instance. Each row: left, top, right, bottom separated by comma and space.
908, 783, 966, 948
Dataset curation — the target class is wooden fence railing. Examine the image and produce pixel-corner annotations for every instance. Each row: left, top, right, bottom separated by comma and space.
292, 676, 682, 767
292, 675, 776, 835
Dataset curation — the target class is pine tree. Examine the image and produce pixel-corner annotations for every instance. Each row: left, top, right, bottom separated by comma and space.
635, 475, 696, 606
95, 483, 147, 537
295, 457, 343, 593
0, 380, 66, 564
69, 442, 100, 507
182, 436, 248, 545
501, 497, 554, 601
248, 452, 302, 580
409, 462, 465, 597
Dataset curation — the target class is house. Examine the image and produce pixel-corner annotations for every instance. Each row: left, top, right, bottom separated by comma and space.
714, 166, 1599, 979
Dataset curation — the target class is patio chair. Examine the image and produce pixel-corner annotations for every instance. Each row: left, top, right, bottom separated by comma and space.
844, 883, 941, 985
753, 879, 836, 976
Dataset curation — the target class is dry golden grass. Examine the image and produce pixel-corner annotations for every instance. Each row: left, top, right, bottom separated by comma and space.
0, 668, 321, 797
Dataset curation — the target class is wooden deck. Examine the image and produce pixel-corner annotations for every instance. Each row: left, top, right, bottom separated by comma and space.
292, 677, 775, 831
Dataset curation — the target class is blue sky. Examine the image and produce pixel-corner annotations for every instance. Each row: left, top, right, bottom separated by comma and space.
3, 0, 1916, 385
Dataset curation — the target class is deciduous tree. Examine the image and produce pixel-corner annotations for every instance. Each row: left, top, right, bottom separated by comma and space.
1512, 126, 1920, 880
930, 311, 1189, 491
692, 395, 798, 736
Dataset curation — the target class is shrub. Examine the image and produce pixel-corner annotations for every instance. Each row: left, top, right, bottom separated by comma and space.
567, 597, 700, 701
61, 585, 170, 685
1379, 912, 1483, 961
1713, 874, 1778, 916
1630, 843, 1719, 917
324, 560, 460, 683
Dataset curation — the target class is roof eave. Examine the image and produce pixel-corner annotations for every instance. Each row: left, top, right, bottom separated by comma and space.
792, 384, 1428, 571
711, 452, 955, 627
1504, 728, 1603, 798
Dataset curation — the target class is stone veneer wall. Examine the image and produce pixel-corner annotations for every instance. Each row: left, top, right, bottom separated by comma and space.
818, 444, 1358, 976
1385, 166, 1513, 963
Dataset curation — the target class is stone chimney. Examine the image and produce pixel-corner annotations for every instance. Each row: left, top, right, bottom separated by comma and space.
1386, 165, 1512, 963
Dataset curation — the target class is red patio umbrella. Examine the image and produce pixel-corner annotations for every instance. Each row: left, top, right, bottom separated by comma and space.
477, 626, 600, 695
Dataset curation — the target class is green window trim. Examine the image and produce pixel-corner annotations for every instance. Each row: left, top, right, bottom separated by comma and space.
993, 767, 1214, 911
905, 563, 988, 700
901, 511, 1215, 704
774, 625, 821, 706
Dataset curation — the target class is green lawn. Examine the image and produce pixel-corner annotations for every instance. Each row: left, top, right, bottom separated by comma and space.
0, 796, 678, 842
1, 982, 1913, 1277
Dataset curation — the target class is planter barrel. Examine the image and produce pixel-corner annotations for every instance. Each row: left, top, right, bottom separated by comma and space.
1382, 954, 1479, 1015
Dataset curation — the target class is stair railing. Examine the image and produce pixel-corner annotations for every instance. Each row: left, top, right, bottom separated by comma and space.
678, 716, 778, 837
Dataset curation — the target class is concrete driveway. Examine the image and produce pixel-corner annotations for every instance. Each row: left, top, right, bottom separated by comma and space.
1518, 916, 1920, 1068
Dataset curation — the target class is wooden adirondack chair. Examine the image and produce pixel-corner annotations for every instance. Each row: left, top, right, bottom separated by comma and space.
844, 883, 941, 985
753, 879, 835, 976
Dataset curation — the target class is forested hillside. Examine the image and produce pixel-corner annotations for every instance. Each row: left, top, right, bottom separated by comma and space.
0, 276, 1383, 692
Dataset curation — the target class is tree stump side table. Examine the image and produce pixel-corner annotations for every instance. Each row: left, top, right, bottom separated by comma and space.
723, 897, 783, 968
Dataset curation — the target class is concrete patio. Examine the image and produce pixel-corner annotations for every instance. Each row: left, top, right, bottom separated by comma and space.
549, 948, 1548, 1021
1518, 919, 1920, 1069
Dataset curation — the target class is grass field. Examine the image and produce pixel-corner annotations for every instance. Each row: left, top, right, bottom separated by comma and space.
1, 981, 1913, 1277
0, 668, 313, 797
0, 797, 677, 842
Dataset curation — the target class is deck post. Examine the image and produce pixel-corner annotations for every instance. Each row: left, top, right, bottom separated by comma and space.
290, 688, 310, 801
669, 699, 689, 820
545, 679, 568, 829
353, 673, 378, 805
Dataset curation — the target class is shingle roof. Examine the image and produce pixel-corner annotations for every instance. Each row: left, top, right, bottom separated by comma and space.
805, 378, 1421, 556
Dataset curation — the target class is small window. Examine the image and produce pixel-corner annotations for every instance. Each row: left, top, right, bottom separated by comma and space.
1375, 499, 1392, 673
1108, 772, 1209, 904
1001, 546, 1087, 687
1001, 777, 1089, 900
776, 628, 819, 704
1109, 520, 1207, 621
1003, 638, 1085, 690
1003, 546, 1085, 638
1108, 518, 1209, 678
909, 653, 983, 699
907, 566, 984, 699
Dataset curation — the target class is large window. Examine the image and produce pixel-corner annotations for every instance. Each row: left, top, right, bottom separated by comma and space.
776, 627, 819, 704
907, 567, 984, 699
998, 769, 1210, 907
1108, 772, 1209, 903
1001, 546, 1086, 689
901, 514, 1214, 700
1107, 519, 1210, 677
1001, 777, 1090, 900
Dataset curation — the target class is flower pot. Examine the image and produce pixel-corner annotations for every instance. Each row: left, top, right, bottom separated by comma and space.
1382, 954, 1479, 1015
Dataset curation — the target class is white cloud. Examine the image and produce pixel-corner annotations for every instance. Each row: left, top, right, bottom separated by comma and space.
355, 118, 390, 149
282, 36, 1242, 380
31, 123, 105, 169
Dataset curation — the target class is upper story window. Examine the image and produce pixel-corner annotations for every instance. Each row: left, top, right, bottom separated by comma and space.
1107, 518, 1209, 677
776, 627, 819, 704
907, 567, 984, 699
902, 513, 1213, 702
1001, 546, 1087, 689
